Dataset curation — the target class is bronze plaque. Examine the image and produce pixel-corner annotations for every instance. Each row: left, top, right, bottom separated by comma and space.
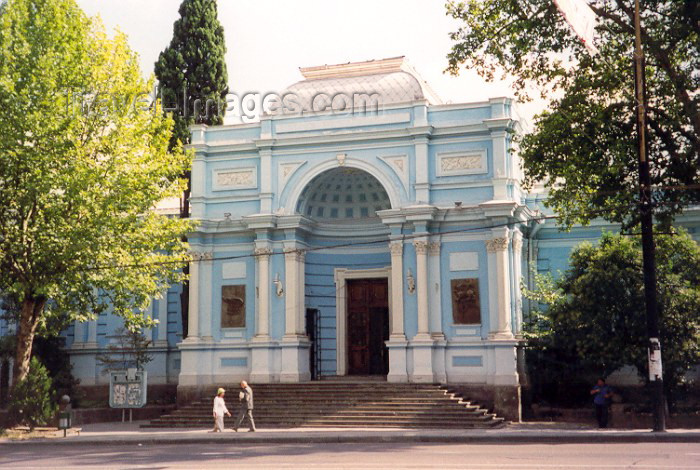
451, 278, 481, 324
221, 285, 246, 328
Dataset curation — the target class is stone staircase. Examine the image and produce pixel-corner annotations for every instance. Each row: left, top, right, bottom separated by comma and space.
143, 382, 504, 429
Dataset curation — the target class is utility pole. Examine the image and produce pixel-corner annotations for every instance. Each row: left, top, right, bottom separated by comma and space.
632, 0, 666, 432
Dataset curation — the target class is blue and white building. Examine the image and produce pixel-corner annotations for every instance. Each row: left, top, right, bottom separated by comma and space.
2, 57, 698, 418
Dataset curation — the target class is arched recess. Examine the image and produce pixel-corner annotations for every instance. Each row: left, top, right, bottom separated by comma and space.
283, 158, 402, 216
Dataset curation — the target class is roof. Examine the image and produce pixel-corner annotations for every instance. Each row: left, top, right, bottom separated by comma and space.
273, 57, 442, 115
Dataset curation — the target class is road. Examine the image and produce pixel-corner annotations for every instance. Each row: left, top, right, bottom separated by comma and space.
1, 442, 699, 469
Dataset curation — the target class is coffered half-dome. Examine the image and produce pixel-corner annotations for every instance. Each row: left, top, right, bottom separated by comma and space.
295, 167, 391, 221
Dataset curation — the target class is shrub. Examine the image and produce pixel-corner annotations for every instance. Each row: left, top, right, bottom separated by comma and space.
8, 357, 57, 430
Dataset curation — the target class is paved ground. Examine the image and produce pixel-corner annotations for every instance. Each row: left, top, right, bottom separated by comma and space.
2, 420, 697, 445
1, 441, 699, 469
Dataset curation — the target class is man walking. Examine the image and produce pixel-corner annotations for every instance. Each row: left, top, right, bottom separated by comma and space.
590, 378, 613, 428
233, 380, 256, 432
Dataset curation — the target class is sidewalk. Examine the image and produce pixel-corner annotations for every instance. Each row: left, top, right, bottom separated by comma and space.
1, 421, 698, 446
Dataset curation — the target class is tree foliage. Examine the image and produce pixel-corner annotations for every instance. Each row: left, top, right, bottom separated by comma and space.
0, 0, 194, 383
8, 357, 57, 430
446, 0, 700, 228
155, 0, 229, 150
523, 230, 700, 402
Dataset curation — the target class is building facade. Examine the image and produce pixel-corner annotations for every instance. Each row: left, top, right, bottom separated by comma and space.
2, 57, 698, 419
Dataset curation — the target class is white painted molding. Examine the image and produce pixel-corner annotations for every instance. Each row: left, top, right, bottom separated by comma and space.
378, 154, 409, 194
278, 161, 307, 196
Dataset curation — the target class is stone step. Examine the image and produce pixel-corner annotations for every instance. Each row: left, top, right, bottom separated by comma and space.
144, 382, 501, 429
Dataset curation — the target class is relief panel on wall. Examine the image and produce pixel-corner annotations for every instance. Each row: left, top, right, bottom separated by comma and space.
451, 278, 481, 324
221, 285, 246, 328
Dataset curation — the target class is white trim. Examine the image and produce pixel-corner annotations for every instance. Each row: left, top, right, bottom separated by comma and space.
276, 112, 410, 133
334, 267, 392, 376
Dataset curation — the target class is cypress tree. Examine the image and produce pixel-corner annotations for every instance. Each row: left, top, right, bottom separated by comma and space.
155, 0, 229, 337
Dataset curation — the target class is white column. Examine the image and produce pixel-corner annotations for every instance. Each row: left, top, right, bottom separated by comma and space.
486, 234, 513, 338
251, 244, 275, 383
284, 250, 298, 337
428, 241, 443, 337
85, 318, 98, 348
72, 319, 86, 348
280, 247, 310, 382
389, 241, 405, 338
414, 240, 430, 338
387, 241, 408, 383
283, 246, 306, 337
512, 232, 524, 336
156, 291, 169, 346
199, 255, 214, 341
254, 246, 271, 337
296, 251, 306, 334
428, 241, 446, 384
491, 130, 509, 200
185, 255, 200, 341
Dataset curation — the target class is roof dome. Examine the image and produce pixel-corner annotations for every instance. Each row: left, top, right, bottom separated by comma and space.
295, 167, 391, 221
274, 57, 441, 114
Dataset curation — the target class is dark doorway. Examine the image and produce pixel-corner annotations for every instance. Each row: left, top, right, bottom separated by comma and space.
305, 308, 321, 380
346, 279, 389, 376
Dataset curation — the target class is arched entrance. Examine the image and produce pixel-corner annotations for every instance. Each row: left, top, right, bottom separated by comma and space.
294, 167, 394, 377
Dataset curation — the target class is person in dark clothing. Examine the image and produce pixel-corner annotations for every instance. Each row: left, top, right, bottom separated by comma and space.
233, 380, 256, 432
591, 378, 613, 428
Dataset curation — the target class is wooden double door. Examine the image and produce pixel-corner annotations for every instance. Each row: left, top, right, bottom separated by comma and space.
346, 279, 389, 376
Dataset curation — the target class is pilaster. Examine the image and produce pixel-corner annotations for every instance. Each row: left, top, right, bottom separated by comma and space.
486, 232, 513, 339
387, 240, 408, 383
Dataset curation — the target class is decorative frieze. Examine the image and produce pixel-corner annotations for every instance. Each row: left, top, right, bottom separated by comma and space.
436, 150, 488, 177
213, 167, 257, 190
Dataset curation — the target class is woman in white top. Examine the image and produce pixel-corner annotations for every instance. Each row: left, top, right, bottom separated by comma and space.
212, 387, 231, 432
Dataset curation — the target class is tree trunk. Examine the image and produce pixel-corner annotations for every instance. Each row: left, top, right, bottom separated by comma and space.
12, 296, 46, 384
180, 170, 191, 339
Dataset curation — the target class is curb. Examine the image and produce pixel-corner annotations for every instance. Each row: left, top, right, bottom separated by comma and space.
1, 431, 697, 446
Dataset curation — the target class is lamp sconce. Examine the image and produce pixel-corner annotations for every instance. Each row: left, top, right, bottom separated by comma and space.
406, 269, 416, 294
273, 273, 284, 297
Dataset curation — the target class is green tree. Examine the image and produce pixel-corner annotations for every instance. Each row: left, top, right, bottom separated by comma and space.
96, 326, 153, 372
523, 230, 700, 403
446, 0, 699, 228
155, 0, 229, 337
8, 357, 57, 430
0, 0, 194, 383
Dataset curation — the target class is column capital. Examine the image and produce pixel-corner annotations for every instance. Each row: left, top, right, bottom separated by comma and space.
512, 233, 523, 252
189, 251, 213, 261
428, 241, 441, 256
413, 240, 428, 255
486, 237, 509, 253
390, 241, 403, 256
254, 247, 273, 257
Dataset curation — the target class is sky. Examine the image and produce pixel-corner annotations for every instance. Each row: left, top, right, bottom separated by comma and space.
74, 0, 544, 122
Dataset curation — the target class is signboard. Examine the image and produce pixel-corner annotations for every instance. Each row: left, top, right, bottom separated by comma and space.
554, 0, 600, 54
109, 368, 147, 408
648, 338, 663, 381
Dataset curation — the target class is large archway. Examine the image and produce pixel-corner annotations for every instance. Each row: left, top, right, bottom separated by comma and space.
293, 166, 395, 377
